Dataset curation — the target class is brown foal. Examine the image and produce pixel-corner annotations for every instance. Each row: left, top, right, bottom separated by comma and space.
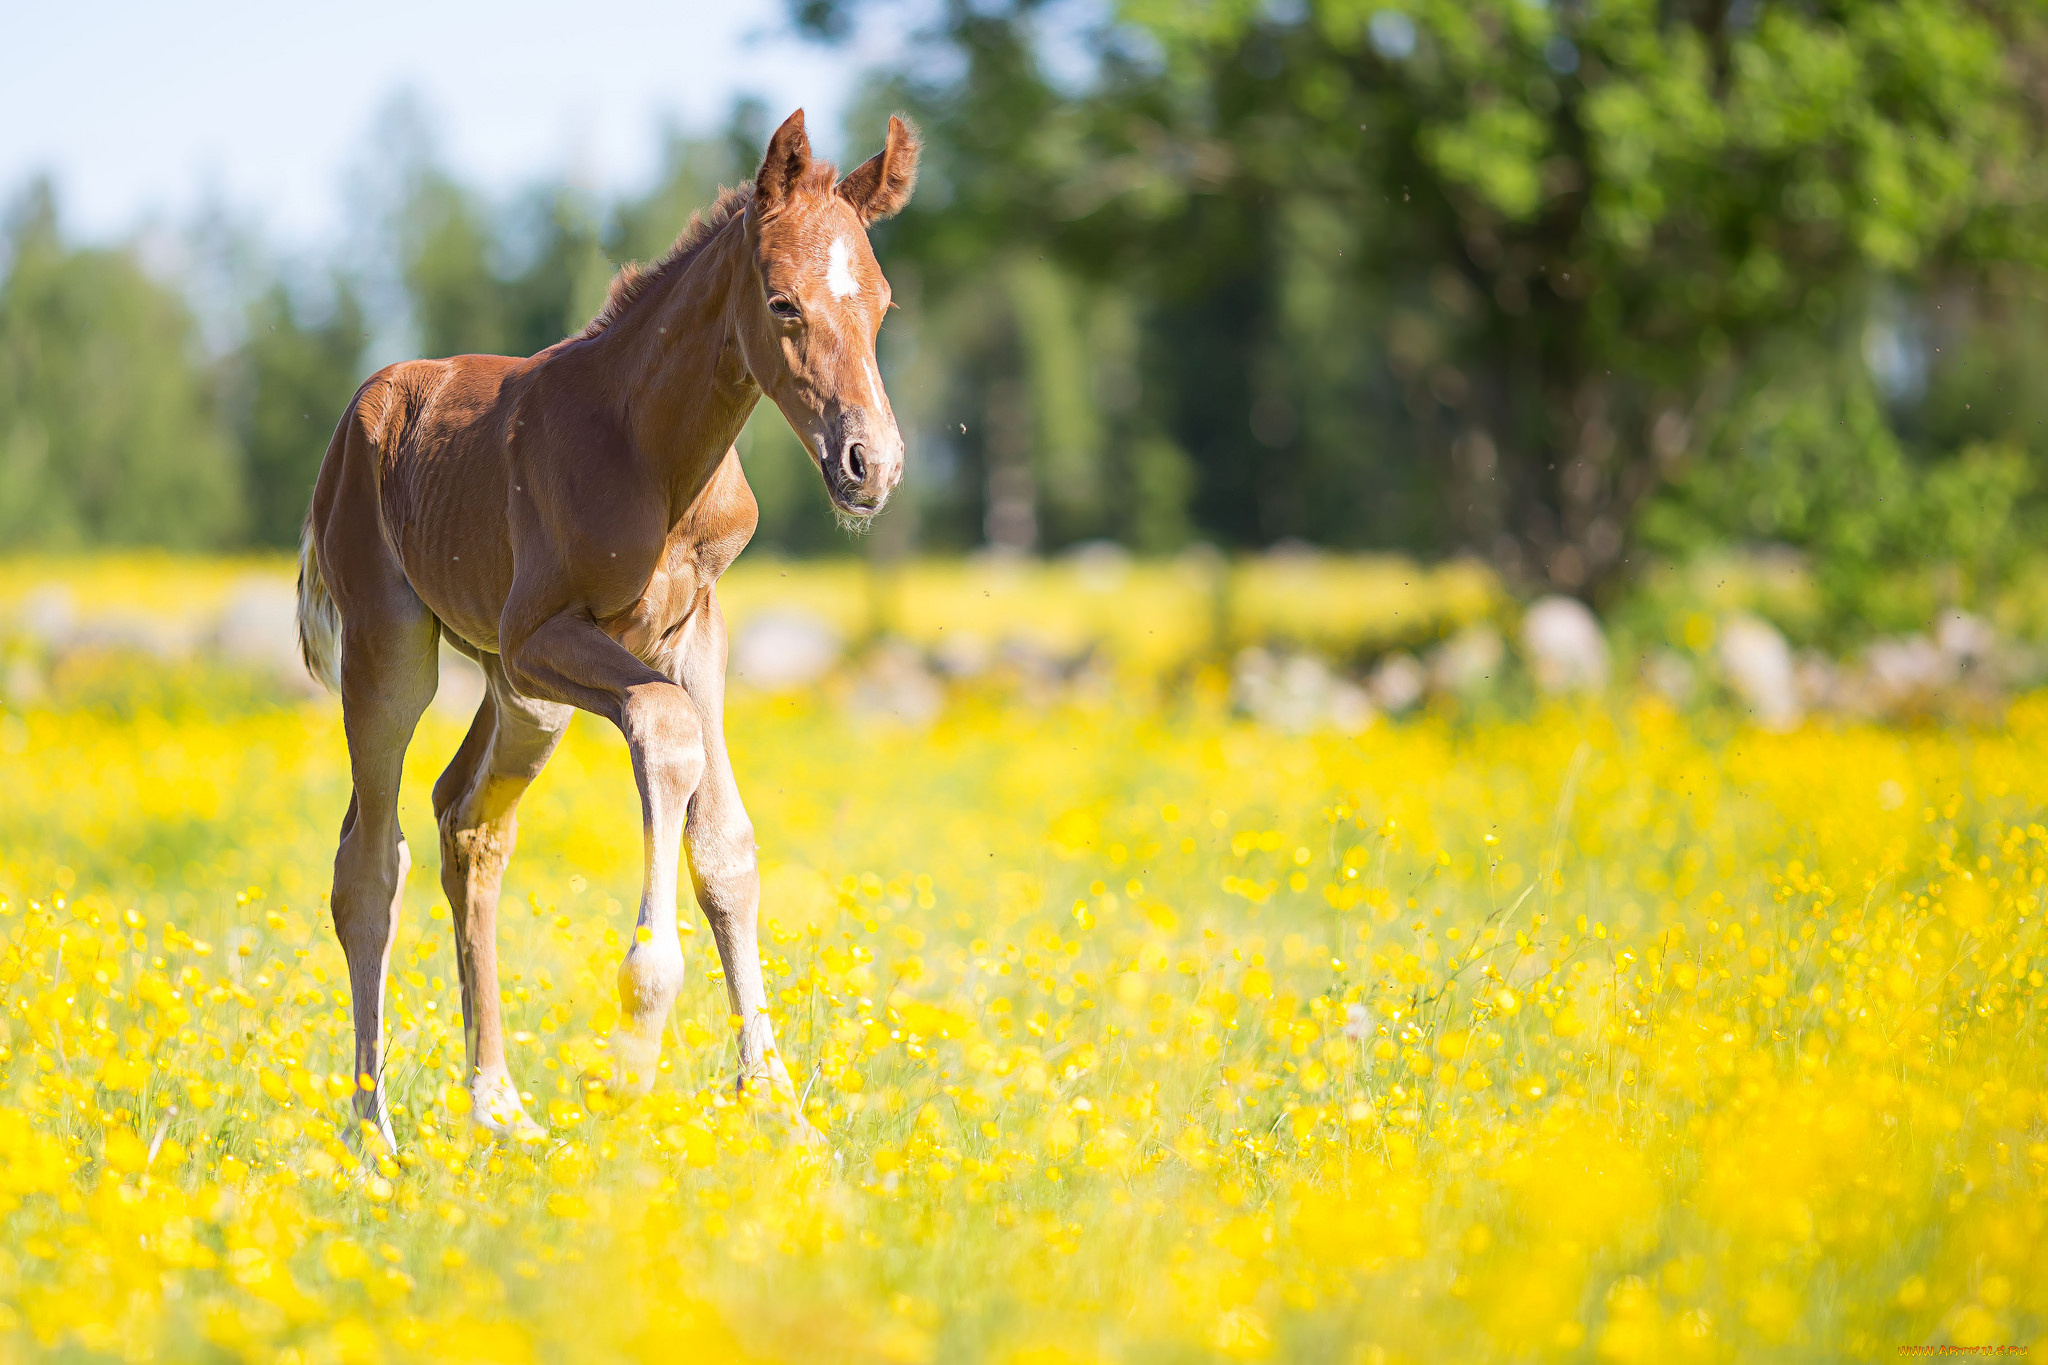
296, 110, 917, 1147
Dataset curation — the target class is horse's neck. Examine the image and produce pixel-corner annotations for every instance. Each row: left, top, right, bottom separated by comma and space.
594, 219, 761, 515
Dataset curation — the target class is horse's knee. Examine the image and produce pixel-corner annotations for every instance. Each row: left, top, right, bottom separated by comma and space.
439, 807, 517, 907
436, 700, 559, 879
438, 773, 521, 854
622, 684, 705, 804
692, 820, 759, 919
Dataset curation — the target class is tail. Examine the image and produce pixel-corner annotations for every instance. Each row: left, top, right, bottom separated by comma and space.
296, 517, 342, 694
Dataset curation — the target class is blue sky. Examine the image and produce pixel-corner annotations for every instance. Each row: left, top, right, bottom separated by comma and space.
3, 0, 907, 247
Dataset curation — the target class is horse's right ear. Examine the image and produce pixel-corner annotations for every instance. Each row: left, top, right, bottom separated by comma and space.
755, 109, 812, 215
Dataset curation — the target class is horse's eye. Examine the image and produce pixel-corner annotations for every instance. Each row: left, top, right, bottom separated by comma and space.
767, 294, 801, 322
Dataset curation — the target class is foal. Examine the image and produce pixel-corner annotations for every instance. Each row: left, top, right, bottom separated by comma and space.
296, 110, 917, 1147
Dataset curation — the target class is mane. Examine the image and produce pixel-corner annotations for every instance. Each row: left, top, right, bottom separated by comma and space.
571, 182, 754, 342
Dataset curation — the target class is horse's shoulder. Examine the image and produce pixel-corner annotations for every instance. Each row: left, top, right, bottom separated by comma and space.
499, 361, 629, 451
697, 448, 759, 572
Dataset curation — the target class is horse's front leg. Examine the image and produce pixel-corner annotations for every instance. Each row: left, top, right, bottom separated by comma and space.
675, 592, 815, 1134
503, 613, 701, 1102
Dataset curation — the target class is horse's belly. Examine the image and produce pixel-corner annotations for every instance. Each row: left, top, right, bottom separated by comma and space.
434, 603, 502, 653
394, 533, 510, 654
390, 490, 515, 653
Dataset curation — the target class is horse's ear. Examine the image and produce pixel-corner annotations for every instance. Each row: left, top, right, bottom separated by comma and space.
836, 115, 921, 224
755, 109, 812, 215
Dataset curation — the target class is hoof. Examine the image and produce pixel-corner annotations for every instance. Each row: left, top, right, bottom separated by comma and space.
735, 1063, 799, 1106
581, 1031, 662, 1108
737, 1067, 829, 1151
577, 1063, 655, 1116
342, 1112, 397, 1165
792, 1113, 832, 1152
575, 1068, 622, 1115
469, 1080, 545, 1143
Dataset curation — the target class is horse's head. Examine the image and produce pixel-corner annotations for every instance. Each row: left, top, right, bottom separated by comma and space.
737, 109, 918, 523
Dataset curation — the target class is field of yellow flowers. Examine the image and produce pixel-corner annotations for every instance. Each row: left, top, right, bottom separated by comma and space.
2, 569, 2046, 1361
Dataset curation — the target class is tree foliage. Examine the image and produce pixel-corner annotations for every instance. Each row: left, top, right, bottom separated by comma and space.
0, 182, 241, 549
811, 0, 2048, 605
234, 279, 366, 547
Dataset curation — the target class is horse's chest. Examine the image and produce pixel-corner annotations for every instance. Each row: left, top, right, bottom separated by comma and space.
607, 550, 728, 671
602, 487, 750, 671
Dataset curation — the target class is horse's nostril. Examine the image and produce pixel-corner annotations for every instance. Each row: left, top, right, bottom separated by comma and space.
845, 443, 867, 483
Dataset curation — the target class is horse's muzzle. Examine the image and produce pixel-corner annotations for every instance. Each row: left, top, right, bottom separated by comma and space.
822, 409, 902, 515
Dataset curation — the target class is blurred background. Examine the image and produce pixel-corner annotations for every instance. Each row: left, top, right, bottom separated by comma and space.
7, 0, 2048, 723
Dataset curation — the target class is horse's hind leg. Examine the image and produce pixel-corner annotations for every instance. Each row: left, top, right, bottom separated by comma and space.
330, 598, 439, 1151
434, 655, 571, 1137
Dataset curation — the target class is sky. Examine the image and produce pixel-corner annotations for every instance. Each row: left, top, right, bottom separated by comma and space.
2, 0, 906, 249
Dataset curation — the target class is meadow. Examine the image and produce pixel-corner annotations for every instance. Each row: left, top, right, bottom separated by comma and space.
0, 559, 2045, 1362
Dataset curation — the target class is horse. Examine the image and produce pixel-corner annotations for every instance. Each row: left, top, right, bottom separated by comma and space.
294, 109, 918, 1148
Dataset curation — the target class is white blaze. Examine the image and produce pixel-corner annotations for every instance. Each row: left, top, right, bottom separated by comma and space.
826, 236, 860, 299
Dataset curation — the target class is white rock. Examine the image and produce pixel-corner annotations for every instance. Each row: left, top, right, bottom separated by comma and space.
1794, 651, 1839, 709
1273, 653, 1335, 734
732, 610, 841, 692
72, 612, 195, 659
17, 585, 74, 647
1428, 625, 1504, 694
3, 657, 44, 705
1521, 596, 1608, 693
1717, 613, 1800, 730
1861, 635, 1956, 713
1936, 610, 1995, 665
1643, 650, 1694, 705
1232, 647, 1277, 718
932, 631, 993, 679
1329, 680, 1376, 735
1233, 647, 1375, 734
1368, 652, 1427, 713
1064, 539, 1132, 592
997, 635, 1064, 682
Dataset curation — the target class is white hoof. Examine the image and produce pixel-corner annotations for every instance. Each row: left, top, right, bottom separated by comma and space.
737, 1064, 829, 1150
469, 1077, 545, 1143
579, 1032, 661, 1110
342, 1108, 397, 1163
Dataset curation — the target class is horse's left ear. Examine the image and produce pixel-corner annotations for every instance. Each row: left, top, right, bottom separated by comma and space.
836, 115, 921, 224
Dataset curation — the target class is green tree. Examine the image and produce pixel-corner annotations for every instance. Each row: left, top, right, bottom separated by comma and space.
397, 168, 507, 359
805, 0, 2048, 591
0, 180, 241, 548
834, 17, 1208, 554
235, 279, 365, 546
496, 187, 614, 360
1251, 0, 2048, 593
